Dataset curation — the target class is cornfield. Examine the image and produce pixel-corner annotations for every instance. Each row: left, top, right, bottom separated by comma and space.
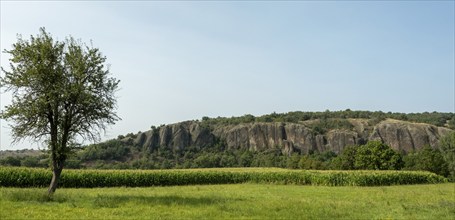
0, 167, 447, 188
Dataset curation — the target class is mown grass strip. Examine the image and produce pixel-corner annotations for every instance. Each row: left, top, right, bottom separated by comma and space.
0, 167, 447, 188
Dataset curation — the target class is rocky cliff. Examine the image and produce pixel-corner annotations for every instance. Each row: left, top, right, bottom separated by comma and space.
127, 119, 453, 154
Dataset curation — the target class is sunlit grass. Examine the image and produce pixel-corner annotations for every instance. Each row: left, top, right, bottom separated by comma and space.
1, 183, 454, 219
0, 167, 447, 187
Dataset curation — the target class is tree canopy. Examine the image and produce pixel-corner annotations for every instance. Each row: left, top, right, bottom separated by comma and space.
438, 132, 455, 180
0, 28, 120, 194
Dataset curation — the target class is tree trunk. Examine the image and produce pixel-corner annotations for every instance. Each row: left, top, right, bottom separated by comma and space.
48, 166, 63, 195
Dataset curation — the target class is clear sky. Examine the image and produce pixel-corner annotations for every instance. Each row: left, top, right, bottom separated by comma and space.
1, 1, 454, 150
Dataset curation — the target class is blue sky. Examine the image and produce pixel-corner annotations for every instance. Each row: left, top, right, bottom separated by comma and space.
1, 1, 454, 150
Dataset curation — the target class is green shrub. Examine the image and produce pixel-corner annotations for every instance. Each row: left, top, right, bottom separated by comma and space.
354, 141, 403, 170
438, 132, 455, 181
404, 146, 449, 177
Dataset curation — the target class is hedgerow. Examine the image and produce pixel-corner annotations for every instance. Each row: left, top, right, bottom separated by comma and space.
0, 167, 446, 188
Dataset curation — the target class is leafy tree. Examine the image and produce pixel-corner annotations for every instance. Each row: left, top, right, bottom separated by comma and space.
20, 156, 40, 167
286, 153, 301, 169
220, 152, 237, 167
403, 146, 448, 177
0, 156, 21, 166
439, 132, 455, 180
238, 150, 253, 167
448, 116, 455, 130
194, 153, 220, 168
331, 145, 358, 170
354, 141, 403, 170
298, 156, 324, 169
0, 28, 120, 194
79, 140, 129, 161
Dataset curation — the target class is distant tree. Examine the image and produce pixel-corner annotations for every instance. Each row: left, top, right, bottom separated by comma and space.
238, 150, 253, 167
354, 141, 403, 170
439, 132, 455, 180
20, 156, 40, 167
403, 146, 449, 177
298, 156, 322, 169
0, 28, 120, 195
194, 153, 220, 168
448, 116, 455, 130
64, 159, 82, 169
286, 153, 301, 169
80, 140, 129, 161
1, 156, 21, 166
220, 152, 237, 167
243, 114, 255, 123
332, 145, 358, 170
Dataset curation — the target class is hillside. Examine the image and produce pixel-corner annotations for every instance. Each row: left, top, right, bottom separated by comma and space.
125, 117, 453, 155
1, 110, 454, 171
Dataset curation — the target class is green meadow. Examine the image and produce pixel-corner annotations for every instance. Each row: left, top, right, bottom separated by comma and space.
1, 183, 454, 219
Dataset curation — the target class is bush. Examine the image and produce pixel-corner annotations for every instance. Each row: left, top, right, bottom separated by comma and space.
0, 157, 21, 166
404, 146, 449, 177
332, 146, 357, 170
79, 140, 130, 161
332, 141, 403, 170
438, 132, 455, 181
354, 141, 403, 170
20, 156, 40, 167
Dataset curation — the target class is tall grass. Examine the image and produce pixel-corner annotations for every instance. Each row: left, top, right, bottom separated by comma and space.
0, 167, 447, 188
2, 184, 454, 219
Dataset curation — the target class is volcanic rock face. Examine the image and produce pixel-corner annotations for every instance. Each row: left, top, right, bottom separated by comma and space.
129, 119, 453, 154
369, 119, 451, 153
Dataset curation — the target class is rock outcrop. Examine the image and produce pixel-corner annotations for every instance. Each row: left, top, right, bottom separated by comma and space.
369, 119, 452, 153
126, 119, 453, 154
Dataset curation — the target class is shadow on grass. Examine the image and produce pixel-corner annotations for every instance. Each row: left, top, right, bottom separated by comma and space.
1, 189, 244, 208
1, 189, 68, 203
92, 194, 241, 208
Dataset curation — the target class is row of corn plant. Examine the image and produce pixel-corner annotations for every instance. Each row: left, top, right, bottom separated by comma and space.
0, 167, 447, 188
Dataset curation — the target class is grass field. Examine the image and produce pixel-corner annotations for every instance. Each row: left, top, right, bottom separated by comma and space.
1, 183, 454, 219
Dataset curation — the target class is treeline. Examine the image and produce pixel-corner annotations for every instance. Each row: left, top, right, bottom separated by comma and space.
2, 132, 454, 181
201, 110, 455, 128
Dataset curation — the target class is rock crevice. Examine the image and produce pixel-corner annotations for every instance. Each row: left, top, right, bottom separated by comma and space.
128, 119, 453, 154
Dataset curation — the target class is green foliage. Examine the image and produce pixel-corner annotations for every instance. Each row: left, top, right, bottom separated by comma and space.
0, 167, 447, 188
0, 157, 21, 166
0, 155, 49, 168
403, 146, 449, 177
238, 150, 253, 167
78, 140, 130, 161
438, 132, 455, 180
448, 116, 455, 130
20, 156, 40, 167
296, 151, 337, 170
332, 145, 357, 170
193, 153, 221, 168
1, 27, 120, 149
64, 159, 82, 169
0, 28, 120, 193
125, 133, 137, 139
251, 149, 285, 167
199, 110, 454, 128
307, 118, 354, 134
286, 153, 301, 169
332, 142, 403, 170
354, 141, 403, 170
